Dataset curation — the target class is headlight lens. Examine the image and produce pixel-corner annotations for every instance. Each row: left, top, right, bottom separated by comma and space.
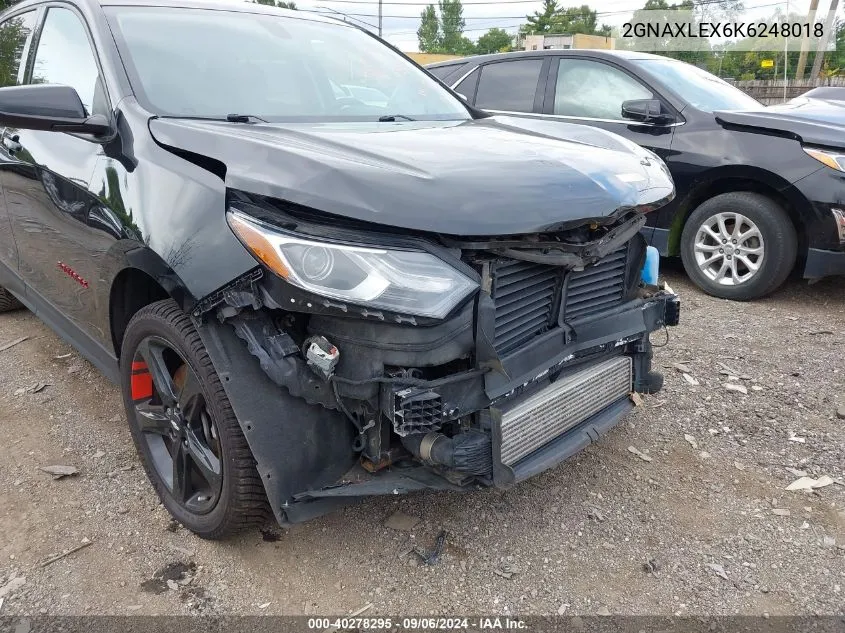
803, 146, 845, 172
227, 210, 477, 319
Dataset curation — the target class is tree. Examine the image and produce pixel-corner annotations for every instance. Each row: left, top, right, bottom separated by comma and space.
522, 0, 560, 35
476, 28, 513, 54
416, 0, 471, 54
439, 0, 466, 54
553, 5, 601, 34
417, 4, 441, 52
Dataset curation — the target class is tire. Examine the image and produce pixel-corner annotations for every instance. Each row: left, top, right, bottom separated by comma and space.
120, 299, 269, 539
0, 287, 23, 312
680, 192, 797, 301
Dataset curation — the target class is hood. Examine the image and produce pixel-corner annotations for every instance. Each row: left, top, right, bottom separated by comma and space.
149, 116, 674, 236
715, 99, 845, 148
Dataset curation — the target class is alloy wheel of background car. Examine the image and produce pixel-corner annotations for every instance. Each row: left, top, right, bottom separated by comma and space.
692, 212, 765, 286
0, 287, 23, 312
681, 192, 797, 301
120, 299, 269, 539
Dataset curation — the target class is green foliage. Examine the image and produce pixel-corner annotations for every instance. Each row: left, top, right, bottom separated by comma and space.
521, 0, 560, 35
416, 0, 475, 55
476, 28, 513, 54
417, 4, 440, 52
438, 0, 466, 54
520, 1, 609, 37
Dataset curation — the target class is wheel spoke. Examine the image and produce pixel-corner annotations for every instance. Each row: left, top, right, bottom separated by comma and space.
694, 242, 720, 252
729, 257, 739, 280
738, 227, 762, 243
713, 259, 730, 282
171, 440, 190, 503
185, 426, 222, 490
702, 226, 721, 243
737, 254, 760, 272
178, 368, 204, 423
135, 400, 171, 436
137, 339, 178, 407
741, 245, 764, 255
700, 252, 722, 267
716, 214, 731, 240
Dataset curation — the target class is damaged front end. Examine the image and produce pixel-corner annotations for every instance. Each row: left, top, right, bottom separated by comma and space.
194, 194, 680, 525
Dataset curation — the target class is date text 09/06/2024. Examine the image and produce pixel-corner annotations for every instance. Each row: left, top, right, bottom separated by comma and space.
307, 617, 528, 630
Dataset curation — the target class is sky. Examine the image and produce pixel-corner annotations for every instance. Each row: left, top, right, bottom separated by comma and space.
287, 0, 825, 51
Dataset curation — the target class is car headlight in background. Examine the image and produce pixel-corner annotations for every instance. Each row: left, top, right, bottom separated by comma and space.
227, 210, 477, 319
803, 146, 845, 172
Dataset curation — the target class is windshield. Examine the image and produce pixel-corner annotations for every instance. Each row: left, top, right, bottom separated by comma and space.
105, 7, 470, 122
632, 58, 761, 113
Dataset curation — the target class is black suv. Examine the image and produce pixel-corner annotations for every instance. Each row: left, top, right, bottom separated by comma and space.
430, 50, 845, 300
0, 0, 678, 537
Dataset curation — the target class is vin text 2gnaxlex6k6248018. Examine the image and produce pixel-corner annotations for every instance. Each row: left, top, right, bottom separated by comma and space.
0, 0, 678, 537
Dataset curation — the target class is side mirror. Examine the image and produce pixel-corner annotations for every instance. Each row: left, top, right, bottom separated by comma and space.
621, 99, 674, 125
0, 84, 110, 136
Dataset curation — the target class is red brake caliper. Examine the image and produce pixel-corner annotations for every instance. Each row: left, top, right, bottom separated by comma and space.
130, 360, 153, 400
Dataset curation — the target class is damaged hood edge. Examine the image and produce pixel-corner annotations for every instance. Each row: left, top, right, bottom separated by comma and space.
149, 116, 675, 236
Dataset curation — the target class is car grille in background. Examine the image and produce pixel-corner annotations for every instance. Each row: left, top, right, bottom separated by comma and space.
563, 247, 628, 321
490, 246, 629, 355
498, 355, 632, 465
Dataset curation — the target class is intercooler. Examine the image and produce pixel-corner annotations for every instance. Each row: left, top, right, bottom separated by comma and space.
498, 355, 633, 465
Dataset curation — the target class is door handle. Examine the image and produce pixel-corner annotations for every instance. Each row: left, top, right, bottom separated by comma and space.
2, 131, 21, 154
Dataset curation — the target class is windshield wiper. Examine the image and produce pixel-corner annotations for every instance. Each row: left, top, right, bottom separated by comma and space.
378, 114, 416, 122
226, 113, 268, 123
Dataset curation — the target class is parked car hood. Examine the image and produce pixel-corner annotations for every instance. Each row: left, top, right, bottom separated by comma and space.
715, 99, 845, 148
149, 116, 674, 236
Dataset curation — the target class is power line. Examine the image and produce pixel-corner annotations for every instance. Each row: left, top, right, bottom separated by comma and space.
380, 0, 791, 36
312, 0, 757, 20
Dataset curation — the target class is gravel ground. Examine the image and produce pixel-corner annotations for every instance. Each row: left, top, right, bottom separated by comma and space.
0, 268, 843, 618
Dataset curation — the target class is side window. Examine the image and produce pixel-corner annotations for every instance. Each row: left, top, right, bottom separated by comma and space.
475, 59, 543, 113
0, 11, 38, 87
553, 59, 652, 120
30, 8, 103, 116
428, 65, 460, 81
453, 68, 479, 103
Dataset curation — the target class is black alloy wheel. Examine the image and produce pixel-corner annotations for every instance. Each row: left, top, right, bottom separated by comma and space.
120, 299, 269, 538
131, 335, 223, 514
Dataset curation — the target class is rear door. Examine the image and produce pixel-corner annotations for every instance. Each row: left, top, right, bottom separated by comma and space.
460, 57, 548, 115
0, 7, 39, 297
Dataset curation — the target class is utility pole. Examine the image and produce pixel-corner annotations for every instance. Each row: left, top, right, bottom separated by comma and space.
810, 0, 840, 81
795, 0, 820, 79
378, 0, 382, 37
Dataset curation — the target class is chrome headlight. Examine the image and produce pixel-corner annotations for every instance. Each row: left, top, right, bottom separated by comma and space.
227, 210, 477, 319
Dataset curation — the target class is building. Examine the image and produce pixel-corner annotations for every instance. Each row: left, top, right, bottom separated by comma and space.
519, 33, 614, 51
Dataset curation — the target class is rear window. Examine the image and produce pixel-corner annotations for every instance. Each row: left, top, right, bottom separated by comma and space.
475, 59, 543, 113
428, 64, 463, 82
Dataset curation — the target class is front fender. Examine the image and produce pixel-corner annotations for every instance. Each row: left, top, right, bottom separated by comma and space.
194, 315, 358, 526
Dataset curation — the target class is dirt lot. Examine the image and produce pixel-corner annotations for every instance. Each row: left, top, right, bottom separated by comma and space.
0, 269, 843, 617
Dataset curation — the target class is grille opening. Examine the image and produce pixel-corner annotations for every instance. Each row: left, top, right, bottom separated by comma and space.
491, 260, 559, 355
490, 246, 630, 355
